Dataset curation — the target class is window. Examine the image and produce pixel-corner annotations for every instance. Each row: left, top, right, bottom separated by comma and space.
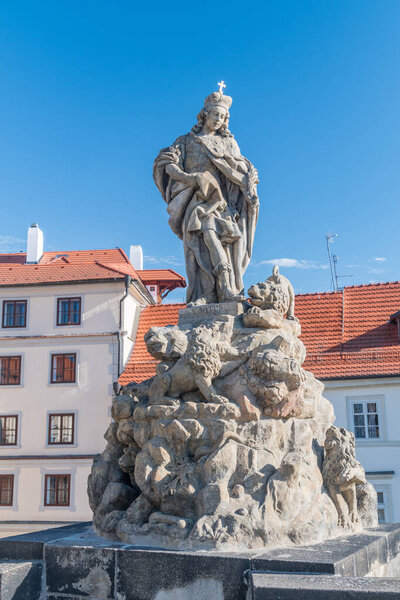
44, 474, 70, 506
0, 356, 21, 385
2, 300, 27, 328
57, 298, 81, 326
0, 475, 14, 506
50, 354, 76, 384
48, 414, 74, 445
352, 400, 380, 439
374, 487, 391, 523
0, 416, 18, 445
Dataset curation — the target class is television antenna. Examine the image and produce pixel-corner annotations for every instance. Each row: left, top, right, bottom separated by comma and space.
326, 234, 353, 291
326, 233, 337, 291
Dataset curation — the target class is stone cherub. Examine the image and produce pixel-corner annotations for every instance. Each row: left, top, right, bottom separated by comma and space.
153, 83, 259, 305
146, 324, 242, 405
322, 426, 367, 527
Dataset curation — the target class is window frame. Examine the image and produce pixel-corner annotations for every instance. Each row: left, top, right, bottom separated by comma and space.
44, 474, 71, 507
48, 413, 75, 445
0, 356, 22, 386
2, 299, 27, 329
0, 474, 14, 506
0, 415, 18, 446
56, 297, 81, 327
351, 400, 380, 440
346, 395, 386, 443
50, 353, 77, 384
372, 484, 393, 523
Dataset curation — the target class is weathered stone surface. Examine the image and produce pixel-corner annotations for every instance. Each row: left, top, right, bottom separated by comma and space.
90, 86, 377, 551
251, 573, 400, 600
153, 86, 259, 305
0, 560, 43, 600
1, 524, 400, 600
0, 522, 90, 560
45, 543, 115, 598
116, 548, 249, 600
90, 265, 377, 550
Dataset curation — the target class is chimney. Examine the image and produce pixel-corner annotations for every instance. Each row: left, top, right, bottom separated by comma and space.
26, 224, 44, 264
129, 245, 143, 270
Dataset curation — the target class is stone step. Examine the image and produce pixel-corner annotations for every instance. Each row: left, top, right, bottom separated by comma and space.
250, 572, 400, 599
0, 560, 44, 600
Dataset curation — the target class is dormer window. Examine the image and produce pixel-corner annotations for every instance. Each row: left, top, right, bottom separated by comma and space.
57, 298, 81, 326
390, 310, 400, 342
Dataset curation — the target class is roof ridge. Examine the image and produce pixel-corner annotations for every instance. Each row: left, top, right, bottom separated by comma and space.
116, 248, 130, 264
95, 260, 135, 277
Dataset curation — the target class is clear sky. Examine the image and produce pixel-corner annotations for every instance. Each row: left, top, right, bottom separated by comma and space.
0, 0, 399, 301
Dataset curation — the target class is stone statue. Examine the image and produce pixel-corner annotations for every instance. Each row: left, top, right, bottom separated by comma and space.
89, 87, 377, 550
153, 85, 259, 305
322, 426, 376, 528
89, 264, 377, 549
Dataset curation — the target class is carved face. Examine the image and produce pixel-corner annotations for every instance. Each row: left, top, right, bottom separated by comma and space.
324, 426, 341, 451
204, 106, 227, 132
144, 327, 187, 360
248, 280, 290, 314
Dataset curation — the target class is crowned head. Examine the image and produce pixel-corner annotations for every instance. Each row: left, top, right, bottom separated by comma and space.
204, 91, 233, 112
192, 87, 233, 137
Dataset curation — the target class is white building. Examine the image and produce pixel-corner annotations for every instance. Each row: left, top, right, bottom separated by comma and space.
119, 281, 400, 524
0, 226, 186, 537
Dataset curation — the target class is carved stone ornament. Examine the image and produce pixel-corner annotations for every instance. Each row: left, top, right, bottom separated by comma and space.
89, 86, 377, 550
153, 85, 259, 305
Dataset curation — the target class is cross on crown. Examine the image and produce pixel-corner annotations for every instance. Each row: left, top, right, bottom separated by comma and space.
217, 80, 226, 94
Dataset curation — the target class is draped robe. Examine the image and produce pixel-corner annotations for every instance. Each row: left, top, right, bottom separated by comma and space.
153, 131, 259, 304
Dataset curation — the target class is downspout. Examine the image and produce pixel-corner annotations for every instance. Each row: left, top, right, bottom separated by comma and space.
118, 275, 131, 377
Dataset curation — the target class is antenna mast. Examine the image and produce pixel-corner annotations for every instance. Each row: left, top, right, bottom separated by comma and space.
326, 233, 338, 291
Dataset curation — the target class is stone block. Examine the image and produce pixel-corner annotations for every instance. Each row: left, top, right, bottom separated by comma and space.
252, 528, 400, 577
0, 560, 43, 600
0, 522, 91, 560
178, 301, 244, 328
251, 572, 400, 599
116, 547, 250, 600
45, 542, 116, 598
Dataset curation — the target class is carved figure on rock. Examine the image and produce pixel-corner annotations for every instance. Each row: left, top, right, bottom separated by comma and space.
244, 266, 299, 332
90, 84, 378, 548
144, 326, 188, 362
148, 324, 241, 406
153, 85, 259, 305
322, 426, 367, 528
242, 347, 308, 418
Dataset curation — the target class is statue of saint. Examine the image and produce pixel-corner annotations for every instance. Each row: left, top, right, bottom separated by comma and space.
153, 84, 259, 305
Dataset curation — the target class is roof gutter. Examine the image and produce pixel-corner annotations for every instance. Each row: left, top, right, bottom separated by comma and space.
0, 278, 128, 288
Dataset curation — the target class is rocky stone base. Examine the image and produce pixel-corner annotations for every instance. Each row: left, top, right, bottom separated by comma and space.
1, 523, 400, 599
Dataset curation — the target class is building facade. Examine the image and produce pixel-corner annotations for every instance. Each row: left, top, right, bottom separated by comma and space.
0, 227, 186, 536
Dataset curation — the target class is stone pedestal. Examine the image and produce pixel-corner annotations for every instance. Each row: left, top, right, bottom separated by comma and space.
89, 283, 377, 550
1, 523, 400, 600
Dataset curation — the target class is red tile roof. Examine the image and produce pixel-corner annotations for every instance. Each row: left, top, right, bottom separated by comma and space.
0, 249, 138, 287
118, 282, 400, 384
137, 269, 186, 287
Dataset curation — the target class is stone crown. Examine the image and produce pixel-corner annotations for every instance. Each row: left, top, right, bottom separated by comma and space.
204, 91, 232, 112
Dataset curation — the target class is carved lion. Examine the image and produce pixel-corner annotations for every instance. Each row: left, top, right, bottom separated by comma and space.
144, 326, 188, 361
148, 324, 229, 405
322, 426, 366, 527
248, 266, 295, 318
242, 347, 308, 418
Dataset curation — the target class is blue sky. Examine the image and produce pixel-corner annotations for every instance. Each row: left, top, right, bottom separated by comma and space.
0, 0, 399, 301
